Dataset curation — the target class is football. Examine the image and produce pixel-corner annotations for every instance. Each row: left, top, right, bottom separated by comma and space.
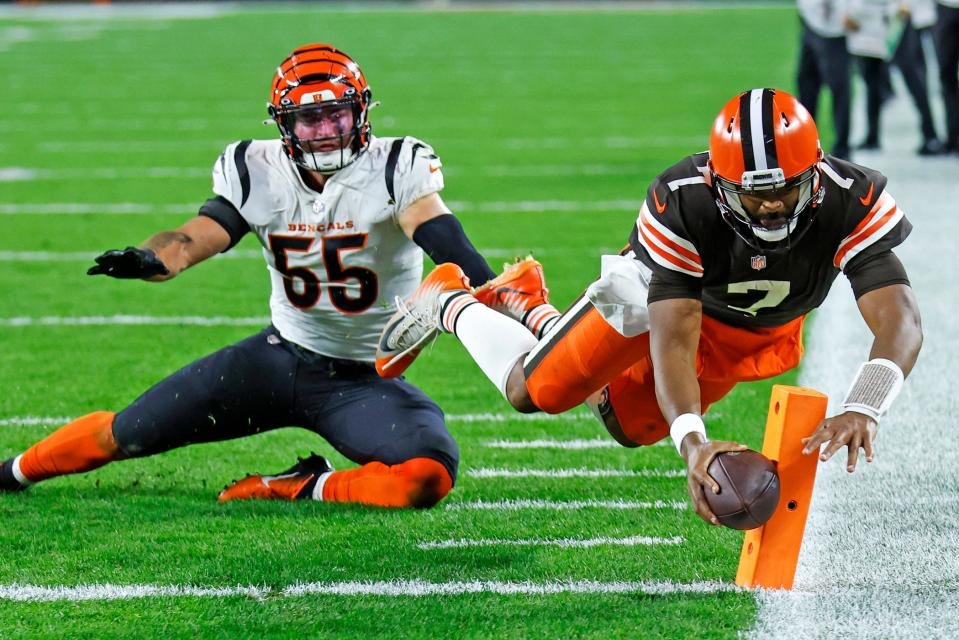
704, 450, 781, 530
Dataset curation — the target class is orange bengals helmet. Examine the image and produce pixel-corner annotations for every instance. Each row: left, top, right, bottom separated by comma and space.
709, 88, 824, 252
268, 44, 373, 174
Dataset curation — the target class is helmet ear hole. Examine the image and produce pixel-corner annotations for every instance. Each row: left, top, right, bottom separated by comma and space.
727, 117, 735, 134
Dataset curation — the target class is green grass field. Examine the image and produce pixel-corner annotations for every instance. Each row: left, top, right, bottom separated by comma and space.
0, 5, 809, 638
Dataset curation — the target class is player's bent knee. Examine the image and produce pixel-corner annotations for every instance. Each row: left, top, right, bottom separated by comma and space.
111, 413, 175, 458
401, 457, 453, 509
528, 383, 589, 415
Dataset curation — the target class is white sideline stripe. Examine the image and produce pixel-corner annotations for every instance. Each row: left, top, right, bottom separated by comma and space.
466, 468, 684, 479
0, 579, 737, 602
485, 438, 670, 448
0, 200, 641, 216
750, 83, 959, 637
416, 535, 684, 550
0, 316, 272, 327
444, 499, 687, 511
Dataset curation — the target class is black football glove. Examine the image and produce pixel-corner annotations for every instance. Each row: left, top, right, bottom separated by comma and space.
87, 246, 169, 279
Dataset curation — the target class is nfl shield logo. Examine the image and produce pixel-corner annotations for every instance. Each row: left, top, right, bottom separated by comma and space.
750, 255, 767, 270
312, 200, 326, 215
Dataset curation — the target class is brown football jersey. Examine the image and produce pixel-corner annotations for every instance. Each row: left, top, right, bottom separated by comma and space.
628, 152, 911, 327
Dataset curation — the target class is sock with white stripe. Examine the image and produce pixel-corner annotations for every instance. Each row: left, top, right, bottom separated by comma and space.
439, 295, 538, 398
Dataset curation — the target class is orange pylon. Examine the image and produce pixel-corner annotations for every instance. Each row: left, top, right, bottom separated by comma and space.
736, 384, 827, 590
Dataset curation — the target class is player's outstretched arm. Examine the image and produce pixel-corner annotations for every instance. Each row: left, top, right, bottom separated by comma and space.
399, 192, 496, 287
649, 297, 747, 525
88, 216, 231, 282
802, 282, 923, 471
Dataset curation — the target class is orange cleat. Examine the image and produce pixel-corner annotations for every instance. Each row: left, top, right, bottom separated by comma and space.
375, 263, 471, 378
218, 453, 333, 502
473, 257, 553, 332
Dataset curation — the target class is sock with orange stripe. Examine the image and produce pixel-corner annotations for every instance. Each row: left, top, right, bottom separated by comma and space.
524, 305, 561, 339
13, 411, 126, 485
316, 457, 453, 508
437, 294, 539, 397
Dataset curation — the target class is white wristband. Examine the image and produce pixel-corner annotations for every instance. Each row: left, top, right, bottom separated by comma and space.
841, 358, 904, 423
670, 413, 707, 454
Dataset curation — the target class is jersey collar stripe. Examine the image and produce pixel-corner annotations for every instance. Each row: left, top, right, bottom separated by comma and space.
820, 162, 855, 189
637, 218, 703, 271
637, 203, 701, 258
666, 176, 707, 192
636, 223, 704, 277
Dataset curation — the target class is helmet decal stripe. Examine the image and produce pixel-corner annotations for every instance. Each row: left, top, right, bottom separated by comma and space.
740, 88, 781, 172
739, 91, 756, 171
760, 88, 779, 169
748, 89, 768, 170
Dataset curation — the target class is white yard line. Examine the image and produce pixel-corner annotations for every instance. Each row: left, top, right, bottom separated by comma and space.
0, 248, 606, 262
0, 579, 738, 602
0, 200, 640, 216
0, 203, 196, 215
1, 413, 597, 428
465, 467, 683, 479
749, 83, 959, 638
0, 250, 264, 262
444, 499, 687, 511
0, 167, 209, 181
2, 164, 632, 181
451, 412, 593, 423
0, 316, 272, 327
0, 417, 73, 428
485, 437, 670, 448
416, 535, 684, 550
0, 3, 232, 20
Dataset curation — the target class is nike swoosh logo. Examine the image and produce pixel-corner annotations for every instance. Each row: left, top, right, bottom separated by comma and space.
496, 286, 531, 297
859, 182, 874, 206
653, 190, 667, 214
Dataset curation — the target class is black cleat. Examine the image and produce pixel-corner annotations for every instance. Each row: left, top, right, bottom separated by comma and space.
218, 453, 334, 502
0, 457, 27, 493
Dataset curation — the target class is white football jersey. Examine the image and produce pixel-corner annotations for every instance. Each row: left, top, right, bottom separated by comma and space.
211, 135, 444, 362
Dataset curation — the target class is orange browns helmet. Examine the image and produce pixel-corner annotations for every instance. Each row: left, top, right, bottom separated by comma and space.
268, 44, 374, 174
709, 88, 824, 252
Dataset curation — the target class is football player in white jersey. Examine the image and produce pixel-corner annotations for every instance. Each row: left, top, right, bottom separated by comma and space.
0, 44, 498, 509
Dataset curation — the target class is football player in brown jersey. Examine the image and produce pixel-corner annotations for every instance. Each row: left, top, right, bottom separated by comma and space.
379, 88, 922, 526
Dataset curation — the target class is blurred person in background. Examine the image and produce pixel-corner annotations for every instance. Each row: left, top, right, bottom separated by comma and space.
935, 0, 959, 153
891, 0, 943, 154
797, 0, 854, 159
845, 0, 897, 152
